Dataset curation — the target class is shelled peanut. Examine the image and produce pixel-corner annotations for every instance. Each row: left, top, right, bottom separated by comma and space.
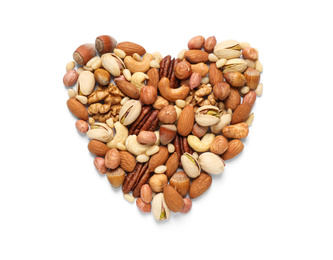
63, 34, 263, 222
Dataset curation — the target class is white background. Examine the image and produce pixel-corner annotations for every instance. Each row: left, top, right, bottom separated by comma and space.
1, 0, 332, 259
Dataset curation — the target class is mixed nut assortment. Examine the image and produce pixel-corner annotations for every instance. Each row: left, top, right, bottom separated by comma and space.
63, 34, 263, 221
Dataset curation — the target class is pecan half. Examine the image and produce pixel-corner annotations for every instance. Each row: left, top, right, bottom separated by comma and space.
122, 162, 149, 197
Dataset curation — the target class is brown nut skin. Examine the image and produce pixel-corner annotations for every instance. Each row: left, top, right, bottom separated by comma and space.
174, 60, 192, 80
94, 68, 111, 86
63, 70, 78, 87
189, 172, 212, 199
224, 87, 241, 111
137, 131, 157, 145
136, 198, 151, 213
180, 198, 192, 213
177, 105, 194, 136
104, 148, 120, 169
210, 135, 228, 155
93, 157, 108, 174
188, 35, 205, 50
75, 120, 89, 133
67, 97, 89, 121
158, 105, 177, 124
95, 35, 117, 54
242, 47, 259, 61
159, 124, 177, 145
204, 36, 217, 52
153, 96, 169, 110
140, 85, 157, 105
213, 82, 231, 101
189, 72, 202, 90
88, 140, 110, 157
107, 167, 125, 188
140, 184, 153, 204
170, 171, 190, 197
224, 71, 246, 87
243, 91, 256, 107
222, 139, 244, 160
192, 123, 208, 138
244, 68, 260, 90
73, 43, 96, 66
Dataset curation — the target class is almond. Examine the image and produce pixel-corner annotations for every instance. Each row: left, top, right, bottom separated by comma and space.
119, 151, 136, 172
115, 41, 146, 56
224, 87, 241, 111
114, 79, 140, 99
184, 50, 209, 63
209, 63, 223, 86
66, 97, 89, 121
165, 152, 179, 178
163, 184, 184, 212
222, 122, 249, 139
148, 146, 169, 172
88, 140, 110, 157
146, 68, 159, 89
243, 91, 256, 107
231, 102, 252, 125
189, 172, 212, 199
177, 105, 194, 136
222, 139, 244, 160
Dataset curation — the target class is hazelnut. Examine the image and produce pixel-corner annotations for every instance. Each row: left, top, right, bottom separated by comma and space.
140, 85, 157, 105
174, 60, 192, 80
95, 35, 117, 54
224, 71, 246, 87
140, 184, 153, 204
243, 68, 260, 90
149, 174, 168, 193
213, 82, 231, 100
153, 96, 169, 110
94, 68, 111, 86
180, 198, 192, 213
104, 148, 120, 169
73, 43, 96, 66
170, 171, 190, 197
159, 124, 177, 145
107, 167, 125, 188
158, 105, 177, 124
137, 131, 157, 145
210, 136, 228, 155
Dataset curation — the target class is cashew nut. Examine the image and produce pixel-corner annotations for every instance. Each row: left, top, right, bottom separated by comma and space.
131, 72, 149, 92
124, 53, 153, 73
107, 121, 128, 149
158, 77, 190, 102
125, 135, 153, 156
187, 133, 215, 152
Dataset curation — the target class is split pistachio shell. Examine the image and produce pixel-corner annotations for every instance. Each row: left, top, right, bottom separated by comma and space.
214, 40, 242, 59
195, 105, 221, 126
119, 100, 142, 126
198, 152, 225, 175
101, 53, 125, 77
181, 152, 201, 178
152, 193, 170, 221
86, 123, 113, 142
77, 70, 95, 96
222, 58, 248, 73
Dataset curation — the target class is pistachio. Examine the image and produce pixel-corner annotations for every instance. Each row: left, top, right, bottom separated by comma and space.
222, 58, 248, 73
152, 193, 170, 221
77, 70, 95, 96
181, 152, 201, 178
198, 152, 225, 175
195, 105, 221, 126
210, 113, 232, 134
118, 100, 142, 126
86, 123, 113, 142
101, 53, 125, 77
214, 40, 242, 59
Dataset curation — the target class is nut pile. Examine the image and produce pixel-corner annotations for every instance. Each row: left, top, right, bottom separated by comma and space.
64, 35, 263, 221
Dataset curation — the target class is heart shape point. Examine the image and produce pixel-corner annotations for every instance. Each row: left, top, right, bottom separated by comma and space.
64, 35, 263, 222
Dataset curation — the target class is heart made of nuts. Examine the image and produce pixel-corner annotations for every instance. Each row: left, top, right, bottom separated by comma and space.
64, 35, 263, 222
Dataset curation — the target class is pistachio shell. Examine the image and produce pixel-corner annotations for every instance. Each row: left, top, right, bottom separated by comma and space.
181, 152, 201, 178
152, 193, 170, 221
223, 58, 248, 73
77, 71, 95, 96
214, 49, 241, 59
210, 113, 232, 134
195, 105, 221, 126
118, 100, 142, 126
101, 53, 121, 77
198, 152, 225, 175
214, 40, 241, 50
86, 123, 113, 142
